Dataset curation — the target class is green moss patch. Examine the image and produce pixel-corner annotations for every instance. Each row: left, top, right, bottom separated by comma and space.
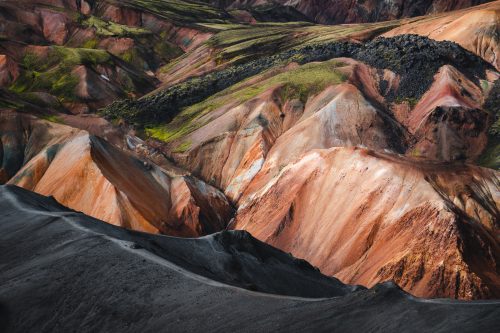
51, 47, 111, 66
206, 21, 400, 65
82, 38, 99, 49
115, 0, 229, 26
394, 96, 418, 108
173, 140, 193, 153
146, 60, 347, 143
478, 79, 500, 170
478, 140, 500, 169
9, 47, 112, 102
82, 16, 151, 37
40, 114, 64, 124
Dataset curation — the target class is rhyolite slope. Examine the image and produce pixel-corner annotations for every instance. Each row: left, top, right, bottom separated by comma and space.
0, 110, 233, 236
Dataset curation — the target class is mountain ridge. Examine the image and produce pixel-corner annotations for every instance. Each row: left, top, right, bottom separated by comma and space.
0, 0, 499, 302
1, 184, 499, 332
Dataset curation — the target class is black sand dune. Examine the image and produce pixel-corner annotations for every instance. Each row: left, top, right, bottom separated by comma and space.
0, 185, 499, 333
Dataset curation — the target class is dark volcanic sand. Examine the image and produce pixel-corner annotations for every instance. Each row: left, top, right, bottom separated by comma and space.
0, 185, 499, 332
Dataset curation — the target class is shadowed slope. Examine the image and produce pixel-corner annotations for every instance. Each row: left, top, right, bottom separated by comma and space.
0, 185, 499, 332
202, 0, 494, 24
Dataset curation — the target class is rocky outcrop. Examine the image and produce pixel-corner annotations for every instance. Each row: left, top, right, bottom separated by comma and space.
151, 49, 495, 204
0, 0, 197, 112
145, 51, 498, 299
40, 8, 70, 45
160, 59, 406, 202
406, 65, 497, 161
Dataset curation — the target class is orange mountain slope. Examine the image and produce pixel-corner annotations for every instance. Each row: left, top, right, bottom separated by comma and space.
232, 147, 499, 299
1, 111, 233, 236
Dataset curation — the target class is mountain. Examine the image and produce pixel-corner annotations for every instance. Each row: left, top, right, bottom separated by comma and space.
1, 185, 499, 333
384, 1, 500, 70
100, 5, 499, 299
0, 0, 499, 303
1, 110, 233, 236
201, 0, 494, 24
232, 147, 499, 299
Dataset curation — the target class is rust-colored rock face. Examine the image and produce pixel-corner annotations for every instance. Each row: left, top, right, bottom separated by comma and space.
406, 65, 497, 161
0, 54, 18, 86
232, 148, 499, 299
1, 111, 233, 236
40, 9, 69, 45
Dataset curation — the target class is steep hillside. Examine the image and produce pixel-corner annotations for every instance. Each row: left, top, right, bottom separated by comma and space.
0, 185, 351, 298
0, 111, 233, 236
99, 10, 500, 299
125, 36, 496, 192
0, 0, 499, 303
232, 147, 499, 299
1, 185, 499, 332
0, 0, 247, 114
384, 1, 500, 70
202, 0, 494, 24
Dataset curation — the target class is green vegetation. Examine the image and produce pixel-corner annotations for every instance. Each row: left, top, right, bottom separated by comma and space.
114, 0, 229, 25
206, 21, 400, 65
79, 15, 182, 69
0, 89, 61, 111
120, 48, 142, 67
480, 79, 490, 92
22, 53, 39, 72
103, 37, 358, 127
52, 47, 111, 66
9, 47, 112, 101
0, 94, 22, 109
146, 60, 347, 143
478, 140, 500, 169
82, 38, 99, 49
479, 111, 500, 169
40, 114, 64, 124
197, 23, 247, 31
478, 80, 500, 170
173, 140, 192, 153
154, 39, 183, 60
120, 38, 182, 69
50, 74, 80, 100
394, 96, 419, 108
409, 147, 422, 157
82, 16, 151, 37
